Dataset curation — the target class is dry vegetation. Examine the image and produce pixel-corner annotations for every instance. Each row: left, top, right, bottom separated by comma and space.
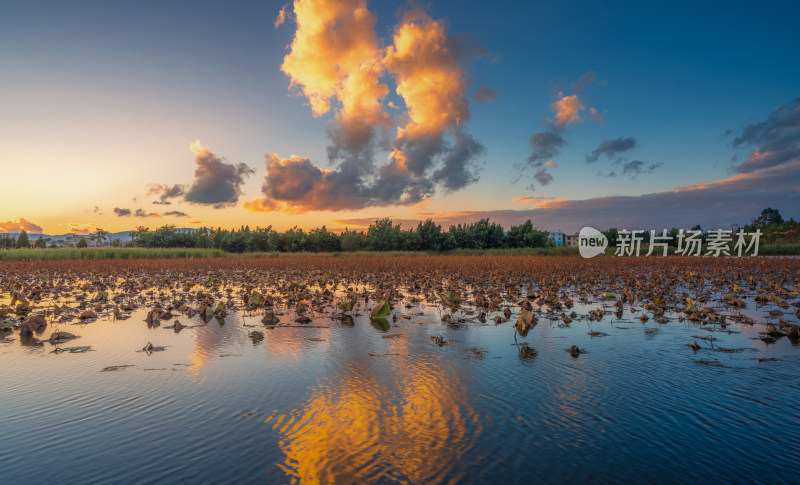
2, 255, 799, 346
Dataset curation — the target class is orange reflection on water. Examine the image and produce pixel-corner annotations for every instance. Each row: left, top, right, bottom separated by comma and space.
268, 355, 479, 484
263, 326, 333, 361
186, 323, 226, 370
186, 318, 246, 382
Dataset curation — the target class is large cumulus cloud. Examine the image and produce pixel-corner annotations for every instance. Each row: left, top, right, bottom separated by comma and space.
246, 0, 486, 213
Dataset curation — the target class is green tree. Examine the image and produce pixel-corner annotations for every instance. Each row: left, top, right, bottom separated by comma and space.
90, 228, 110, 247
448, 224, 472, 249
15, 230, 29, 248
367, 218, 403, 251
76, 238, 88, 248
212, 228, 226, 249
507, 220, 548, 248
440, 232, 457, 251
415, 219, 444, 251
471, 219, 504, 249
195, 227, 211, 249
248, 226, 275, 252
306, 226, 341, 252
130, 226, 149, 246
280, 227, 307, 252
34, 236, 47, 248
0, 235, 14, 249
754, 207, 784, 227
221, 231, 247, 253
340, 230, 362, 252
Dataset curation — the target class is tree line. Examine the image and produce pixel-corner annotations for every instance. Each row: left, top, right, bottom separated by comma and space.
126, 218, 552, 253
1, 207, 795, 252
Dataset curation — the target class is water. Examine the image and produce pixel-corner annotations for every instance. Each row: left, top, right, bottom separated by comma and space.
1, 286, 799, 484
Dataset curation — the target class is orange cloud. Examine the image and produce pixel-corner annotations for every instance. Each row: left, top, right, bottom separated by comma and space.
384, 9, 469, 140
551, 94, 584, 126
243, 153, 349, 214
382, 9, 485, 190
331, 218, 373, 228
281, 0, 389, 130
67, 222, 95, 235
256, 1, 485, 213
189, 139, 208, 156
411, 197, 434, 215
511, 196, 568, 208
274, 3, 289, 28
434, 210, 478, 219
243, 197, 280, 213
669, 180, 713, 191
523, 72, 601, 188
0, 218, 43, 234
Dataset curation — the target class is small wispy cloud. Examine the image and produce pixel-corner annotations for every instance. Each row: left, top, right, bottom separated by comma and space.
585, 136, 638, 163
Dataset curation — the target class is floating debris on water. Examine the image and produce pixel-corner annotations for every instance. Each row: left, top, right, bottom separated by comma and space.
235, 409, 258, 418
51, 346, 93, 354
464, 347, 487, 359
140, 342, 167, 353
101, 365, 135, 372
567, 345, 587, 357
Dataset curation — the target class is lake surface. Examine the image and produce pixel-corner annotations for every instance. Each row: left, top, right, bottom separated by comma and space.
2, 260, 799, 484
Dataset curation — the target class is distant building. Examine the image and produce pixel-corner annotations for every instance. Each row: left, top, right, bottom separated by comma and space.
564, 234, 579, 247
548, 232, 564, 246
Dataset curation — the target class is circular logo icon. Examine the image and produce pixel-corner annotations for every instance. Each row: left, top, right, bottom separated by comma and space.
578, 227, 608, 258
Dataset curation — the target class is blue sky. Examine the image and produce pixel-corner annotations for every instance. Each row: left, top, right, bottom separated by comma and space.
1, 0, 798, 234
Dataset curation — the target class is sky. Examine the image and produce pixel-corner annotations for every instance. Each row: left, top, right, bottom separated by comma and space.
1, 0, 798, 235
